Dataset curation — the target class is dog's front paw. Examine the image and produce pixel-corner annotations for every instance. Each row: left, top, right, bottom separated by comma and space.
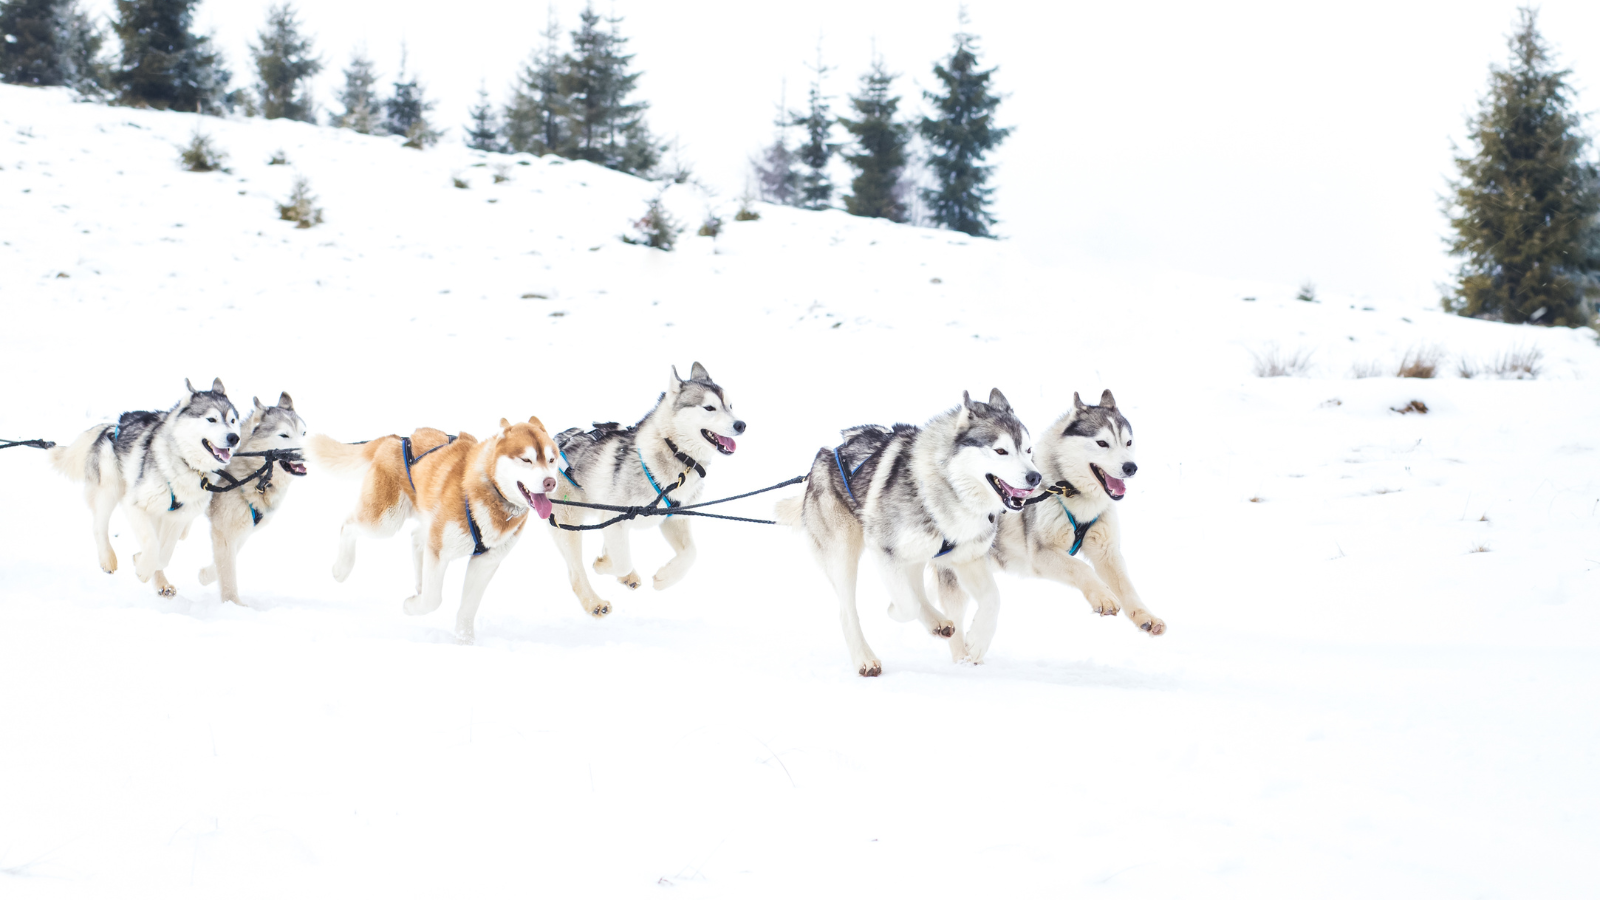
152, 572, 176, 597
931, 619, 955, 639
401, 594, 426, 616
132, 552, 151, 582
586, 600, 612, 619
99, 550, 117, 574
652, 567, 686, 591
618, 571, 641, 590
198, 564, 217, 586
1087, 591, 1122, 617
1131, 610, 1166, 635
857, 660, 882, 677
455, 629, 475, 645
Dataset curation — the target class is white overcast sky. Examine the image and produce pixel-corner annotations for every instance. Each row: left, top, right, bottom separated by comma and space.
82, 0, 1600, 305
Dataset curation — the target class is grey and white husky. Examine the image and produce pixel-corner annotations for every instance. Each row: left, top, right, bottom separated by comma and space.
197, 393, 308, 606
547, 362, 746, 618
50, 378, 241, 596
935, 389, 1165, 655
776, 389, 1042, 676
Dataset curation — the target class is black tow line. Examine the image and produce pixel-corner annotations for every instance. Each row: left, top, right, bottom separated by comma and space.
548, 472, 807, 532
202, 448, 307, 496
1, 438, 55, 451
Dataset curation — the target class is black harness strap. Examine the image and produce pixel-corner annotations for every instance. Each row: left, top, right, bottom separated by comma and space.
1023, 480, 1080, 506
201, 449, 307, 496
400, 435, 456, 490
0, 438, 55, 451
546, 473, 806, 531
661, 438, 706, 478
464, 496, 491, 556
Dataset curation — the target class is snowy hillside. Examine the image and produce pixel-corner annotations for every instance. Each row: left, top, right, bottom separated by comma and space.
2, 86, 1599, 898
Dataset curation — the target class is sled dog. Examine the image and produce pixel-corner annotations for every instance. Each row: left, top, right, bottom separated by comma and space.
935, 390, 1165, 654
306, 418, 560, 642
548, 362, 746, 618
196, 393, 308, 606
776, 389, 1041, 676
50, 378, 242, 596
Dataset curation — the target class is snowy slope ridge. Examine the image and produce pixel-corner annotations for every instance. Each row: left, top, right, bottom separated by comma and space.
3, 86, 1599, 898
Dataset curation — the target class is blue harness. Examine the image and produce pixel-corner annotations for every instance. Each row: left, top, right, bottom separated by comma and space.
1056, 497, 1100, 556
558, 448, 583, 488
638, 449, 679, 516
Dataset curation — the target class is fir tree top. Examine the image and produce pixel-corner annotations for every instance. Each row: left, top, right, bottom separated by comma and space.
918, 27, 1011, 237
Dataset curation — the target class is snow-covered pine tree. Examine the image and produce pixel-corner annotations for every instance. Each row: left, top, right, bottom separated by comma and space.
558, 3, 659, 175
110, 0, 229, 113
1444, 8, 1600, 327
384, 47, 441, 148
250, 3, 320, 122
751, 79, 801, 206
0, 0, 103, 91
918, 23, 1010, 237
791, 53, 837, 211
840, 56, 909, 222
464, 83, 505, 152
504, 9, 567, 156
328, 50, 380, 133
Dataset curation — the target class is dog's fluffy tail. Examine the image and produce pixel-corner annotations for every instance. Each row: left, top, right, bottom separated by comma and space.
305, 434, 378, 479
774, 495, 803, 527
49, 425, 110, 483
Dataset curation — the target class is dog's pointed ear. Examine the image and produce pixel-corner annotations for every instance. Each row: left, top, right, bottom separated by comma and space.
1099, 389, 1117, 409
499, 417, 512, 431
526, 415, 545, 432
957, 391, 975, 428
668, 365, 684, 393
253, 396, 266, 413
211, 377, 226, 395
689, 361, 711, 382
1073, 391, 1088, 411
277, 391, 294, 410
987, 388, 1011, 413
185, 377, 198, 395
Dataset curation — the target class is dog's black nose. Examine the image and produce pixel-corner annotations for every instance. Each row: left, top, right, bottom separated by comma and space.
226, 433, 240, 446
1025, 471, 1042, 487
1122, 462, 1137, 477
732, 420, 746, 434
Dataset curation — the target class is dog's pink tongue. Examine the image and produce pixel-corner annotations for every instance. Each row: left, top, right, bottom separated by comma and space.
533, 493, 553, 520
718, 434, 737, 453
216, 448, 231, 463
1104, 474, 1127, 497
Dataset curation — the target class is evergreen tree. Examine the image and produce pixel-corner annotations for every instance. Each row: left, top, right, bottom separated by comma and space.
791, 55, 837, 210
464, 83, 505, 152
1444, 7, 1600, 327
753, 79, 801, 206
558, 3, 659, 175
384, 48, 441, 148
328, 50, 380, 133
249, 2, 320, 122
504, 10, 567, 156
0, 0, 103, 91
840, 56, 909, 222
110, 0, 229, 113
918, 24, 1011, 237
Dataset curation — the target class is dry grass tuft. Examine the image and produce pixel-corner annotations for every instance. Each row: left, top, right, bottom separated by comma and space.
1396, 345, 1442, 378
1350, 359, 1385, 379
1469, 543, 1490, 554
1491, 344, 1544, 379
1251, 343, 1314, 377
1248, 496, 1264, 503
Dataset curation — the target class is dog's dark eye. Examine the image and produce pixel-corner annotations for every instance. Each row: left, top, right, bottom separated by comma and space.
994, 448, 1008, 455
1126, 440, 1132, 447
1096, 440, 1109, 448
206, 417, 216, 423
279, 433, 289, 438
703, 405, 715, 412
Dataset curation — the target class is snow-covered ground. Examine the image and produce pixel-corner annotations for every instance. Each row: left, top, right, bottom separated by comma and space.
2, 87, 1598, 897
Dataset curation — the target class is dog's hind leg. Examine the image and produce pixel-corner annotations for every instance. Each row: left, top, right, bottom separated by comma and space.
933, 565, 971, 661
593, 525, 642, 590
203, 523, 249, 605
454, 546, 508, 644
822, 539, 880, 677
651, 516, 696, 591
549, 525, 611, 618
333, 504, 407, 583
878, 557, 955, 641
88, 480, 119, 574
403, 545, 449, 617
950, 559, 1002, 663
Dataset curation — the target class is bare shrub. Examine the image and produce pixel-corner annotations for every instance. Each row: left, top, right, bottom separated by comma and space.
179, 132, 227, 172
492, 163, 511, 184
1250, 343, 1313, 377
276, 176, 324, 229
452, 175, 469, 189
1395, 345, 1442, 379
1350, 359, 1385, 379
1390, 400, 1428, 415
267, 149, 288, 166
697, 212, 723, 238
1490, 345, 1543, 379
1457, 355, 1481, 379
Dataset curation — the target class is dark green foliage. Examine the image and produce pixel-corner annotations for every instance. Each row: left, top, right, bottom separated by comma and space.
277, 175, 322, 228
791, 58, 837, 210
179, 130, 225, 171
328, 51, 380, 133
622, 195, 680, 250
840, 57, 909, 222
250, 3, 320, 122
1444, 8, 1600, 327
385, 48, 440, 148
0, 0, 103, 90
918, 27, 1011, 237
111, 0, 229, 113
697, 211, 722, 238
1296, 282, 1316, 302
558, 4, 660, 175
465, 83, 505, 152
754, 137, 799, 206
504, 10, 566, 156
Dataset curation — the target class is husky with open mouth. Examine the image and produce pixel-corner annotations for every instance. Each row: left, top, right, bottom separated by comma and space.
546, 362, 746, 619
49, 378, 241, 597
776, 389, 1041, 675
935, 389, 1165, 653
306, 417, 560, 643
197, 393, 309, 606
